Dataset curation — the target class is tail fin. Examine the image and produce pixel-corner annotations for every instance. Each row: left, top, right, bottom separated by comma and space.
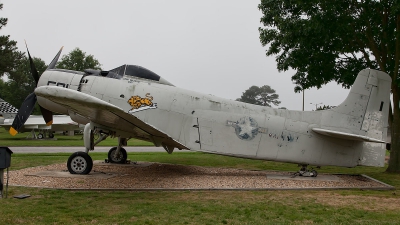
0, 98, 18, 119
317, 69, 391, 166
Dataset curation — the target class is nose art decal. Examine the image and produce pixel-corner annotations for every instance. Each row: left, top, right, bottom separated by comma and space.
127, 93, 157, 114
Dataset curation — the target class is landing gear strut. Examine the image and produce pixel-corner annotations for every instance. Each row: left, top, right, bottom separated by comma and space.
292, 164, 318, 177
66, 123, 130, 174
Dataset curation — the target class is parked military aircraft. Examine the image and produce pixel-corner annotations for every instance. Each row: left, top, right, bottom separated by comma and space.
1, 98, 82, 139
9, 46, 391, 176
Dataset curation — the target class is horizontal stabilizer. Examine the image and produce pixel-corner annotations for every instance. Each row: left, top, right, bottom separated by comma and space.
312, 128, 385, 143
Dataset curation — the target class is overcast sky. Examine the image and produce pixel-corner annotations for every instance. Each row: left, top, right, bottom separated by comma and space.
1, 0, 350, 111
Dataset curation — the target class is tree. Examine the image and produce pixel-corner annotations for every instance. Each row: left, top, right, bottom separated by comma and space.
0, 3, 6, 30
0, 3, 24, 76
0, 3, 27, 111
237, 85, 281, 107
57, 48, 102, 71
2, 57, 47, 114
0, 78, 5, 100
316, 105, 335, 111
258, 0, 400, 172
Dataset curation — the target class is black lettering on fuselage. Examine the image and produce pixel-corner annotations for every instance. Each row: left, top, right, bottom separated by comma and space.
47, 81, 69, 88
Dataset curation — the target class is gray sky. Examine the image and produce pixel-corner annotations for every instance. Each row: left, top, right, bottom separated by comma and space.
1, 0, 349, 111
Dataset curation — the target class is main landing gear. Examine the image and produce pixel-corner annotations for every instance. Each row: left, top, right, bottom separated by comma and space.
67, 152, 93, 174
107, 146, 127, 164
292, 164, 318, 178
66, 124, 129, 175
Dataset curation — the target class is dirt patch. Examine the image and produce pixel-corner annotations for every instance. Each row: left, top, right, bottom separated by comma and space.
310, 193, 400, 211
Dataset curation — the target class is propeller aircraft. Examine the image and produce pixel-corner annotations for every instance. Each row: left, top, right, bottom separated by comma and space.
10, 46, 391, 176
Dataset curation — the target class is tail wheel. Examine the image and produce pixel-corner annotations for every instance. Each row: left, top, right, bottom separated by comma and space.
108, 147, 127, 164
311, 170, 318, 177
67, 151, 93, 174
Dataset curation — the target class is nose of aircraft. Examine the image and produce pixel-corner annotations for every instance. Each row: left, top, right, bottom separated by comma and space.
9, 43, 63, 136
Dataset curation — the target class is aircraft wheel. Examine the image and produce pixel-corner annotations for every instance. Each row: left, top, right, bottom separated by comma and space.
48, 133, 54, 138
37, 133, 44, 139
108, 147, 127, 164
311, 170, 318, 177
67, 152, 93, 174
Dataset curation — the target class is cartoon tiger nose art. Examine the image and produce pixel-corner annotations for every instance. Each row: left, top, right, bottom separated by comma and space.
128, 93, 157, 113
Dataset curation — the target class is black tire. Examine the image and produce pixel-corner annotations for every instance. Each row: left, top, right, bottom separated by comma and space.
48, 133, 54, 138
108, 147, 127, 164
37, 133, 44, 139
312, 170, 318, 177
67, 151, 93, 174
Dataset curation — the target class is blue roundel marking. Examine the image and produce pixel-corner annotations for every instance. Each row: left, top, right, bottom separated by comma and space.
234, 117, 259, 140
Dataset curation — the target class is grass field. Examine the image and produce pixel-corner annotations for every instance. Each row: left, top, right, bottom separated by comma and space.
0, 127, 153, 147
1, 152, 400, 224
1, 128, 400, 224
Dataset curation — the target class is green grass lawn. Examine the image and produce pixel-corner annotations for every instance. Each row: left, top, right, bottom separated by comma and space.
0, 127, 153, 147
1, 127, 400, 224
1, 152, 400, 224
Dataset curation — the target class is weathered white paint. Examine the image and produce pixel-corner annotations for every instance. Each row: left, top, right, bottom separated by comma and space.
35, 69, 391, 168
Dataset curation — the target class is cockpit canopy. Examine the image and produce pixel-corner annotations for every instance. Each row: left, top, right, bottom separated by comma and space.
110, 64, 174, 86
111, 65, 159, 81
83, 64, 174, 86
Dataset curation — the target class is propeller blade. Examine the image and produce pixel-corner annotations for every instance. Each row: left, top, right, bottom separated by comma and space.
40, 105, 53, 126
10, 46, 63, 136
24, 40, 40, 85
41, 47, 63, 125
9, 93, 37, 136
47, 46, 64, 70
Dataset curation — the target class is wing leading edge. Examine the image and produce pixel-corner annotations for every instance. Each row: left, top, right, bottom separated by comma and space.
311, 128, 385, 143
35, 86, 189, 150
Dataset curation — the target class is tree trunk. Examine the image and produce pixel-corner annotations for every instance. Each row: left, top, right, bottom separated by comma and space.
387, 87, 400, 173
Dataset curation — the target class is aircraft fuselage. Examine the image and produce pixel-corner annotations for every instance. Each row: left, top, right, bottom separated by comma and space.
36, 68, 390, 168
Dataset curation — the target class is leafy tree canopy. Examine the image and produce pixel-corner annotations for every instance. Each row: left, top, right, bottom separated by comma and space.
0, 3, 7, 29
237, 85, 281, 107
316, 105, 335, 111
2, 57, 47, 114
259, 0, 400, 91
57, 48, 102, 71
258, 0, 400, 172
0, 3, 24, 76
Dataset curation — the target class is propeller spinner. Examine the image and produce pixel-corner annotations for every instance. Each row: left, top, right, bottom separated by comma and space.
9, 44, 63, 136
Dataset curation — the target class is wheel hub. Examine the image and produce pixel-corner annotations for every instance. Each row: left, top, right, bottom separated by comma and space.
70, 156, 87, 173
111, 150, 122, 162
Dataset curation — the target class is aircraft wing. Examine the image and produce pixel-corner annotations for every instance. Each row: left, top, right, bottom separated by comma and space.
311, 128, 385, 143
35, 86, 189, 150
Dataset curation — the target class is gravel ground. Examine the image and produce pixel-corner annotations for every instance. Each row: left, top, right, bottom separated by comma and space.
4, 162, 392, 190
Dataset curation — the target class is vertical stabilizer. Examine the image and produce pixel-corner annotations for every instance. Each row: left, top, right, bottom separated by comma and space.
320, 69, 391, 166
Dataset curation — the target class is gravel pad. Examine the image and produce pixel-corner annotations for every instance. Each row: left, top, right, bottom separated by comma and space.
5, 161, 394, 190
